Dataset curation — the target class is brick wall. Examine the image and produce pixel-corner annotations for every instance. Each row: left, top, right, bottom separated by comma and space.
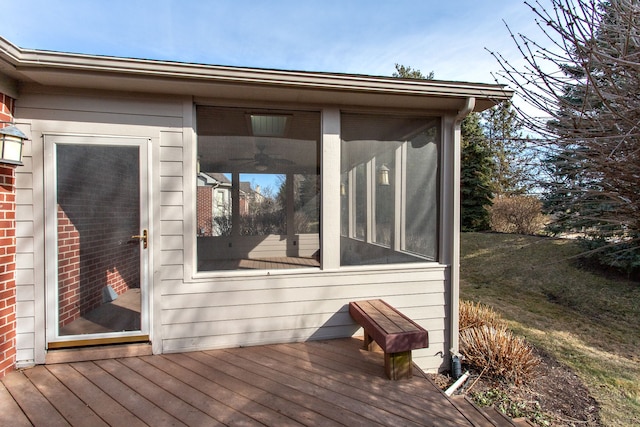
0, 94, 15, 123
57, 207, 82, 327
0, 93, 16, 377
57, 145, 140, 329
0, 167, 16, 377
197, 186, 213, 236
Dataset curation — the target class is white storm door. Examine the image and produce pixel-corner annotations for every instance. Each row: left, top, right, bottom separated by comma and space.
45, 135, 150, 347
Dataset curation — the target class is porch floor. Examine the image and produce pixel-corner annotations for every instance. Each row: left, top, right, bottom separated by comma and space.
59, 288, 141, 336
199, 256, 320, 271
1, 338, 527, 426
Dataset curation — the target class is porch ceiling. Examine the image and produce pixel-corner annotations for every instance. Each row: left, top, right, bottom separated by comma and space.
197, 106, 321, 174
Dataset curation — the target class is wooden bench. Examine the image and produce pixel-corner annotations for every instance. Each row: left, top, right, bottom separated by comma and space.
349, 299, 429, 380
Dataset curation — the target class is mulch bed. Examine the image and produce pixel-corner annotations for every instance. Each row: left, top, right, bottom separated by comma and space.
430, 347, 601, 426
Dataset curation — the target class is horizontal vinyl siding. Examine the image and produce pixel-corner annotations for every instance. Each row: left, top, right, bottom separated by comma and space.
13, 86, 187, 366
160, 266, 450, 372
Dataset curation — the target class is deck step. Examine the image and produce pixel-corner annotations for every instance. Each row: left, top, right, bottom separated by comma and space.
482, 406, 523, 426
451, 395, 500, 426
451, 395, 536, 426
511, 417, 536, 426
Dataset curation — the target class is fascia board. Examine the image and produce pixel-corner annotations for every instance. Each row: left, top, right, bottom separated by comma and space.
1, 36, 513, 109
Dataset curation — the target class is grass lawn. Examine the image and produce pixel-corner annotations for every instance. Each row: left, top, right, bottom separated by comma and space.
460, 232, 640, 426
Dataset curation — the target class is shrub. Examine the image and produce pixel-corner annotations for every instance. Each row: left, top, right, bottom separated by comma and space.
488, 195, 546, 235
579, 238, 640, 280
460, 300, 503, 330
459, 300, 540, 384
460, 324, 540, 384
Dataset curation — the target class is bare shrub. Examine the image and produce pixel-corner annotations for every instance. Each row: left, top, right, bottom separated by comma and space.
488, 195, 546, 235
460, 325, 540, 385
459, 300, 503, 330
459, 300, 540, 384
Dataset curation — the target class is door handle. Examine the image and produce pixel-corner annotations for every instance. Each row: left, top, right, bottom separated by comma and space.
131, 229, 148, 249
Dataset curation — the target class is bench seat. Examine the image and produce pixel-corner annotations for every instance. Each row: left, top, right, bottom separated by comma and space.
349, 299, 429, 380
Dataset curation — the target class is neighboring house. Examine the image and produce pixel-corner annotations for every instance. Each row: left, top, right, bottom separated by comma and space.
196, 172, 232, 236
0, 36, 511, 376
238, 181, 254, 216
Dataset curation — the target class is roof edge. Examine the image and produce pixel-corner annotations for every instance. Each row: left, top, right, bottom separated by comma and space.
0, 36, 513, 105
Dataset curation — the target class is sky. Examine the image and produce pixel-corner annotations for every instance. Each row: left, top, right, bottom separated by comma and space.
2, 0, 554, 192
2, 0, 554, 84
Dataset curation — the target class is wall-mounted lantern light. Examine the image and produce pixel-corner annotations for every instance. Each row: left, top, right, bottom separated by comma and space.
0, 124, 27, 166
378, 164, 390, 186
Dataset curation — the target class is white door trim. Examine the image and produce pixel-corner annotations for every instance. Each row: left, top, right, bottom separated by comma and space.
43, 134, 151, 347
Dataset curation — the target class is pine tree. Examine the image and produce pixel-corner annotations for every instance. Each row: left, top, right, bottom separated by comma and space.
461, 113, 494, 231
492, 0, 640, 273
392, 64, 434, 80
481, 100, 532, 196
392, 64, 495, 231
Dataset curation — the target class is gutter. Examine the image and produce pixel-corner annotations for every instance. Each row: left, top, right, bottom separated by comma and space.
455, 97, 476, 121
450, 97, 475, 361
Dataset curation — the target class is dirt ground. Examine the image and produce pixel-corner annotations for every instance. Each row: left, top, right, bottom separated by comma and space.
430, 347, 601, 426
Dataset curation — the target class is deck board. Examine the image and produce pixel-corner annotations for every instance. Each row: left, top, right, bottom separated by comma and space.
23, 366, 110, 427
46, 363, 147, 427
1, 369, 70, 427
219, 347, 392, 427
0, 381, 32, 427
170, 352, 333, 426
1, 338, 509, 426
95, 358, 218, 426
71, 361, 185, 426
234, 346, 430, 427
142, 355, 294, 426
192, 351, 352, 426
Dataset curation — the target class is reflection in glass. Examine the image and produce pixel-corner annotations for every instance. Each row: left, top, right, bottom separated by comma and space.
56, 144, 141, 336
196, 107, 320, 271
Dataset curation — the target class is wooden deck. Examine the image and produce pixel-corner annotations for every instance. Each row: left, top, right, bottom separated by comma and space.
1, 338, 529, 426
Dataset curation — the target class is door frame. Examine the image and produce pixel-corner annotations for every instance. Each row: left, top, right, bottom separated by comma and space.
44, 134, 152, 348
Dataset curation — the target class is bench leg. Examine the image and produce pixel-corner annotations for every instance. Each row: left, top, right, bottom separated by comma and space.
385, 351, 413, 380
363, 333, 373, 350
363, 333, 382, 352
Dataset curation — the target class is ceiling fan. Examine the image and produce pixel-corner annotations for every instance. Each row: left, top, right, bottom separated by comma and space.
230, 143, 293, 171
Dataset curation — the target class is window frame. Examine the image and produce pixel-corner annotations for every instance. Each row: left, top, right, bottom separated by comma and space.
339, 112, 441, 266
186, 106, 444, 281
190, 105, 322, 277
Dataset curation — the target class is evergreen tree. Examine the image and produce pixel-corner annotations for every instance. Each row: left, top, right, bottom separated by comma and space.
393, 64, 494, 231
461, 113, 494, 231
481, 100, 532, 196
492, 0, 640, 273
392, 64, 434, 80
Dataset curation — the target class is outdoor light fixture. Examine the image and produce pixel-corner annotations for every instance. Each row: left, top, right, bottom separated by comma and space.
250, 114, 288, 137
255, 163, 268, 172
378, 164, 390, 186
0, 123, 27, 166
